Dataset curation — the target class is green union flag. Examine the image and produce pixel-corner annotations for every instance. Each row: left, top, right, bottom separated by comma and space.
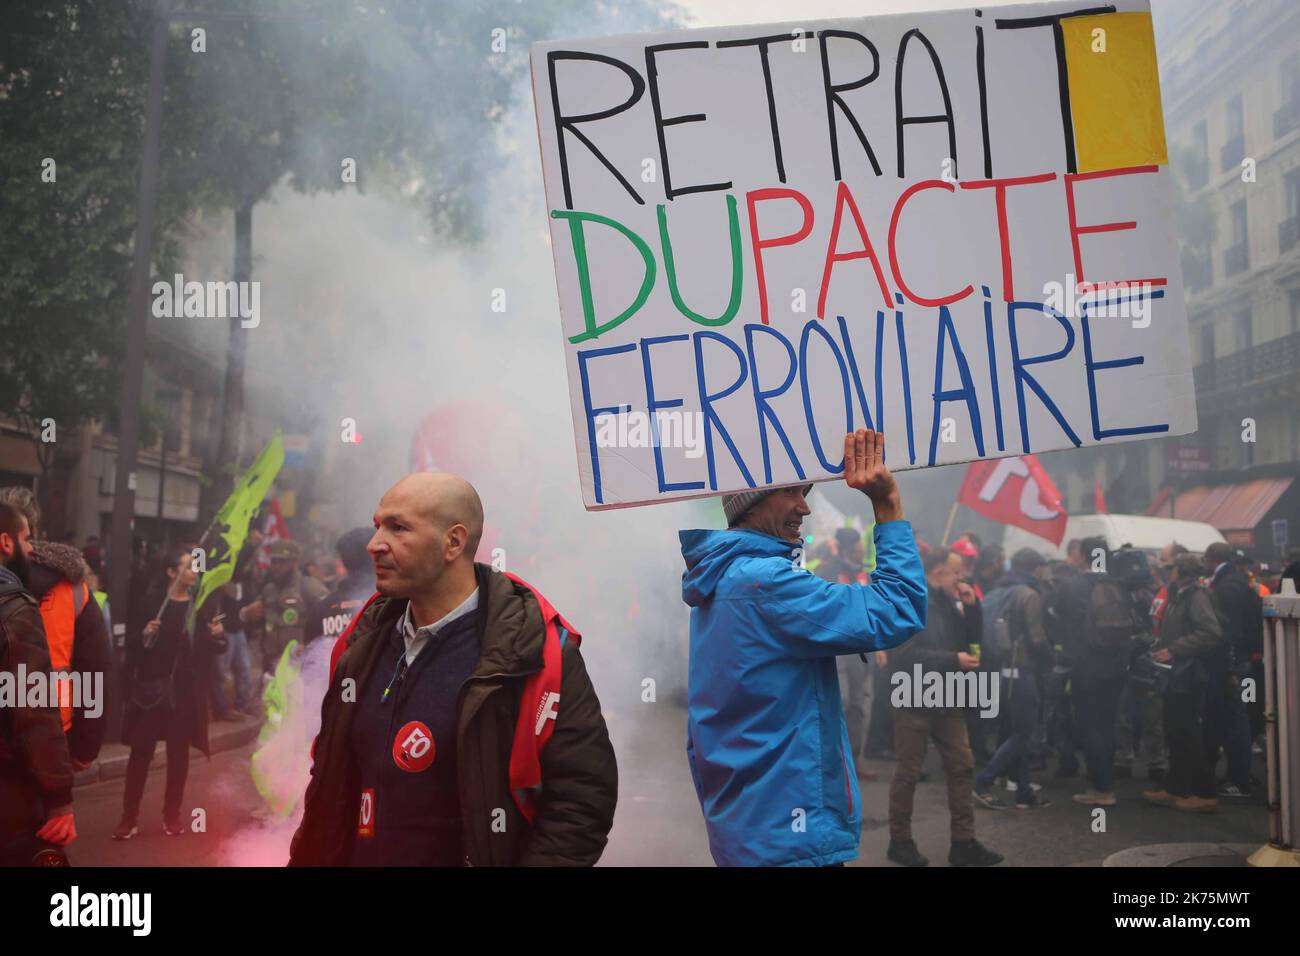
189, 434, 285, 627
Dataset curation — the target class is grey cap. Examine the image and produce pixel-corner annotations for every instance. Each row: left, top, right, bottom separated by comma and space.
722, 484, 813, 527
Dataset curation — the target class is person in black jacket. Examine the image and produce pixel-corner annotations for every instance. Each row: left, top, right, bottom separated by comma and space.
886, 546, 1002, 868
0, 487, 112, 769
113, 545, 225, 840
1202, 543, 1258, 798
303, 526, 375, 647
973, 549, 1055, 810
1054, 537, 1130, 807
0, 503, 77, 865
290, 473, 616, 867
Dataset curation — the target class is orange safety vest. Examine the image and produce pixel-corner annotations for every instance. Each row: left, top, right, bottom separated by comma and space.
38, 579, 88, 732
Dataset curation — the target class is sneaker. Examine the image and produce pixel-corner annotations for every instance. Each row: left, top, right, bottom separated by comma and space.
1172, 796, 1218, 813
1015, 793, 1051, 809
973, 789, 1010, 810
1142, 789, 1178, 806
163, 819, 186, 836
1003, 779, 1042, 793
1216, 783, 1251, 799
949, 839, 1003, 867
111, 818, 138, 841
886, 839, 929, 867
1071, 790, 1117, 807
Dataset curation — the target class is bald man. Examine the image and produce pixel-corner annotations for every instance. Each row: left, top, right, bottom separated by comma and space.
290, 473, 617, 866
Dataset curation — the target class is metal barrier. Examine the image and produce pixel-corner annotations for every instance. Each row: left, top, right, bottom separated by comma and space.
1252, 577, 1300, 866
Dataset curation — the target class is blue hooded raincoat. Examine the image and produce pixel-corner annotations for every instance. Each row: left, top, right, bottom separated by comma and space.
680, 520, 926, 866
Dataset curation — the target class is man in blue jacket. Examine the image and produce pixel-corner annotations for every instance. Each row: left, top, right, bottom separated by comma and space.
679, 429, 927, 866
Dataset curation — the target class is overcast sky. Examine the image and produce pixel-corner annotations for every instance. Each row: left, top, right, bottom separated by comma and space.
679, 0, 1030, 29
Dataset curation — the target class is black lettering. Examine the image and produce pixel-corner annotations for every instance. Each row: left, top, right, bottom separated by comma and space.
717, 34, 793, 183
895, 29, 957, 179
548, 50, 647, 209
994, 6, 1117, 175
645, 42, 732, 200
817, 30, 883, 179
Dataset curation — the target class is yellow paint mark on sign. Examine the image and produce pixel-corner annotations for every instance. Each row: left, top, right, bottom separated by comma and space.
1062, 12, 1168, 172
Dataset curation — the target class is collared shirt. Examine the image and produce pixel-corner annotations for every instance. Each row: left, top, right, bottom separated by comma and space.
399, 588, 479, 665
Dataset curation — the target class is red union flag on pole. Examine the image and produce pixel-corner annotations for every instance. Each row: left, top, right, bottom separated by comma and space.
957, 456, 1068, 546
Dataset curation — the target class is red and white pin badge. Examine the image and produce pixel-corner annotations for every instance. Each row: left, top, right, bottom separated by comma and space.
392, 721, 436, 773
357, 788, 375, 837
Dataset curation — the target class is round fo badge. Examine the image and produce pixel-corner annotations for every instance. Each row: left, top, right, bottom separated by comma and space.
392, 720, 436, 773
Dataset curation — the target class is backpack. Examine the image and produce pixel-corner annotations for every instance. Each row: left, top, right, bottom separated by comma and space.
979, 585, 1021, 671
1084, 573, 1146, 653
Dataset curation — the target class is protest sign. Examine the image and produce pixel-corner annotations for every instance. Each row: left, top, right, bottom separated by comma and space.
531, 0, 1194, 509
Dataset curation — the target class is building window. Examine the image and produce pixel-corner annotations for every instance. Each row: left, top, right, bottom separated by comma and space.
1187, 121, 1210, 189
1284, 170, 1300, 253
1276, 55, 1300, 139
1235, 309, 1253, 352
1284, 53, 1300, 105
1223, 95, 1245, 170
1227, 94, 1244, 139
1226, 199, 1249, 275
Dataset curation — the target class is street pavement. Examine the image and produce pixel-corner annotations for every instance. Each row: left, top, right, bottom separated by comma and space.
60, 703, 1268, 867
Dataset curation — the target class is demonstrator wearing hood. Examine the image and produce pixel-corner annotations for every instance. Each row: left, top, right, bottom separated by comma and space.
679, 429, 926, 867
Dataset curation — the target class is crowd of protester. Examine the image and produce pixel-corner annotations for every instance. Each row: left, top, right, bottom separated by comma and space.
814, 523, 1274, 865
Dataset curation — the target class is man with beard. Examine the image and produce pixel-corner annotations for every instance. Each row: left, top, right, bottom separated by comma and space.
679, 430, 927, 867
290, 473, 616, 866
0, 502, 77, 865
0, 487, 111, 769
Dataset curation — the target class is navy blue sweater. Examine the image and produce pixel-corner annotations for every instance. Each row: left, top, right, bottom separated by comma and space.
348, 605, 480, 866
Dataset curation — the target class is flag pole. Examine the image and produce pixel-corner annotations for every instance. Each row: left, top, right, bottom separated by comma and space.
941, 501, 960, 546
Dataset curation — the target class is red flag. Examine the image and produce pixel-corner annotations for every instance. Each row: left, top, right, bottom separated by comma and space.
957, 455, 1068, 546
255, 494, 292, 570
1094, 479, 1108, 514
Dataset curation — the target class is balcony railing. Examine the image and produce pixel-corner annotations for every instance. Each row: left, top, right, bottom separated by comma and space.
1276, 98, 1300, 140
1221, 134, 1245, 172
1280, 216, 1300, 254
1224, 242, 1249, 276
1195, 329, 1300, 397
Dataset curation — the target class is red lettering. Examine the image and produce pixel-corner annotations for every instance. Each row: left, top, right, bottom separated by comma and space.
960, 173, 1057, 303
818, 180, 892, 319
1064, 165, 1167, 294
747, 187, 814, 325
888, 180, 973, 308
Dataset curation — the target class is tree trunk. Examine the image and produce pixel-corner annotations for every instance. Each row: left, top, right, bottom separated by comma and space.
201, 199, 254, 522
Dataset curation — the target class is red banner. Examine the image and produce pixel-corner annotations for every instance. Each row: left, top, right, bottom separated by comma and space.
957, 456, 1068, 546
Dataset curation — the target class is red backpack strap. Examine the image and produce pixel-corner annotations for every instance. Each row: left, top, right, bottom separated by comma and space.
312, 591, 383, 764
502, 572, 581, 825
327, 591, 382, 685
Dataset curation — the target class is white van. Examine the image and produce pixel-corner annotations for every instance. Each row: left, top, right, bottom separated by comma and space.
1001, 514, 1227, 561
